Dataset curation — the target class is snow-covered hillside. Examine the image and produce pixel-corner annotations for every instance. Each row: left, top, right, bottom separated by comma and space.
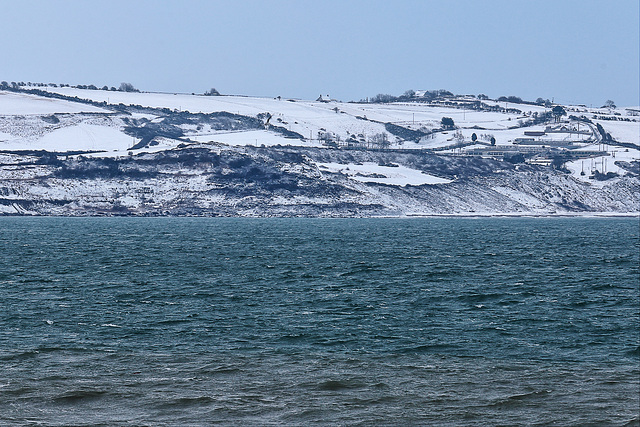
3, 86, 639, 151
0, 86, 637, 216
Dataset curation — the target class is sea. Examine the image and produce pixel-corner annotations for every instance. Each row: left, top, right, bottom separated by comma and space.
0, 217, 638, 426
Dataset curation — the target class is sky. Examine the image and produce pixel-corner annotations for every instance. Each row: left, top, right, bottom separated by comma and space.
1, 0, 638, 107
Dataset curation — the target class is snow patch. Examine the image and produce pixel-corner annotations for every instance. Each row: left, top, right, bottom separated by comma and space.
0, 90, 107, 115
1, 123, 135, 152
316, 162, 451, 186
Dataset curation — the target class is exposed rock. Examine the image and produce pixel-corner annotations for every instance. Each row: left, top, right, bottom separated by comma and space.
0, 145, 637, 216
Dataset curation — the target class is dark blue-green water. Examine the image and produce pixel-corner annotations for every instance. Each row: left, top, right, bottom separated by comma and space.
1, 217, 638, 426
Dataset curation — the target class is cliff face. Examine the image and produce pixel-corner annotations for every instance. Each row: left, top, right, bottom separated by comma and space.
1, 145, 637, 216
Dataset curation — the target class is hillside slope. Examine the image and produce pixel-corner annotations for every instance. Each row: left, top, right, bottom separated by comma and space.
0, 145, 637, 216
0, 87, 637, 216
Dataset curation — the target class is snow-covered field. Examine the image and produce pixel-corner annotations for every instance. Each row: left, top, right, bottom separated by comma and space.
593, 119, 639, 143
37, 87, 637, 146
1, 123, 134, 152
0, 91, 106, 115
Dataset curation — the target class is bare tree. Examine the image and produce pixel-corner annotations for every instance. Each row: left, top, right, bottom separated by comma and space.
119, 82, 138, 92
370, 132, 390, 148
402, 89, 416, 99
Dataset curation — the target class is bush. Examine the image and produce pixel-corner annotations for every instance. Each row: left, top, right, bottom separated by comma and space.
441, 117, 455, 129
504, 153, 525, 164
498, 96, 523, 104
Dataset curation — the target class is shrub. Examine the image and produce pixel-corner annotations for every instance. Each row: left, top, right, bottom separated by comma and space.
441, 117, 455, 129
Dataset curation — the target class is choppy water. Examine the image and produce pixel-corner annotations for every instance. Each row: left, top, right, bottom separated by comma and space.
0, 217, 638, 426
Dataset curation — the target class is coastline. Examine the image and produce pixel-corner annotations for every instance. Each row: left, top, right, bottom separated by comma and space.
1, 211, 638, 218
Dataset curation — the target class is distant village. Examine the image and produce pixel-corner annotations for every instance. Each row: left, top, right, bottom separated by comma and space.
311, 93, 635, 176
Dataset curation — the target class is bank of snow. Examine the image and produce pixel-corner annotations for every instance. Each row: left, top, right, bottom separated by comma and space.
186, 129, 311, 147
316, 162, 451, 186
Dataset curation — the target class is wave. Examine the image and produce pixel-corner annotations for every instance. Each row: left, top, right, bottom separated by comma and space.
54, 389, 108, 404
399, 343, 458, 354
155, 396, 216, 408
488, 389, 551, 408
0, 346, 91, 361
316, 379, 367, 391
626, 346, 640, 358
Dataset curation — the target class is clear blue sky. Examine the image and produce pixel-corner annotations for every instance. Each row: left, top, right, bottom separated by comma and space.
1, 0, 638, 106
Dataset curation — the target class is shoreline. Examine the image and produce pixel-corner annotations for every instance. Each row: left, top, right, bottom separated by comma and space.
0, 212, 638, 219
